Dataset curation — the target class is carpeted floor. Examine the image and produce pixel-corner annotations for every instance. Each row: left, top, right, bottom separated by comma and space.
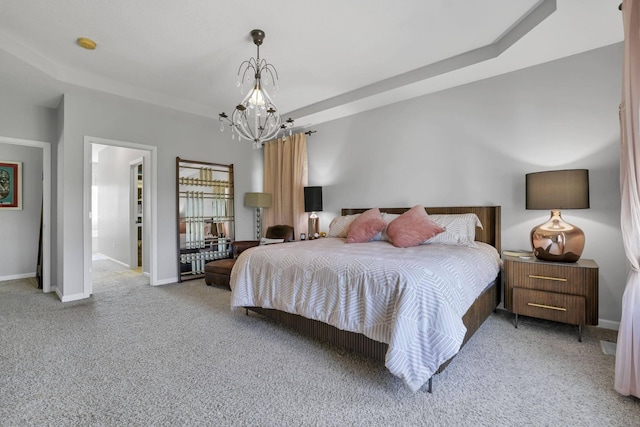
91, 255, 148, 293
0, 270, 638, 426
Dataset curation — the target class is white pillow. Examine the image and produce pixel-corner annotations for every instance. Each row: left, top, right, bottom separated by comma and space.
330, 211, 483, 246
259, 237, 285, 245
377, 212, 400, 241
328, 214, 361, 237
425, 213, 483, 247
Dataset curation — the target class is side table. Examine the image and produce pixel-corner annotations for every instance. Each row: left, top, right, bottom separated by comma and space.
503, 255, 599, 341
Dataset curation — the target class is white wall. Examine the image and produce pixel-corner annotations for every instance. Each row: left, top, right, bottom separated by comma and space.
96, 145, 147, 266
0, 101, 56, 281
57, 87, 261, 297
0, 100, 57, 143
0, 39, 625, 326
308, 43, 625, 327
54, 99, 63, 293
0, 144, 43, 279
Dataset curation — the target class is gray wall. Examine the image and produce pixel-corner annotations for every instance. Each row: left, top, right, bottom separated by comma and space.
96, 146, 147, 267
0, 144, 43, 278
307, 43, 625, 327
0, 101, 57, 143
0, 41, 626, 327
57, 87, 262, 297
0, 101, 56, 280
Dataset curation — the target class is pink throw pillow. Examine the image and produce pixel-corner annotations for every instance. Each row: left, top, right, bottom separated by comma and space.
346, 208, 386, 243
386, 205, 445, 248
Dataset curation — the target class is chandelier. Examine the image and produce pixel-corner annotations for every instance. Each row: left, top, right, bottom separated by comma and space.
219, 29, 294, 149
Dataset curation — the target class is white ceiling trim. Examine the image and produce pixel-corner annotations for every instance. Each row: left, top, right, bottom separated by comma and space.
288, 0, 556, 127
0, 1, 555, 125
0, 28, 216, 118
0, 29, 60, 79
0, 0, 623, 128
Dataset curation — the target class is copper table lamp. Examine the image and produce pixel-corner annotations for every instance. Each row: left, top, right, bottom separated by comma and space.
526, 169, 589, 263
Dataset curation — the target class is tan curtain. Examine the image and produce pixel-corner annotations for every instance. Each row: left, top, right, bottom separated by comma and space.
616, 0, 640, 398
263, 133, 308, 238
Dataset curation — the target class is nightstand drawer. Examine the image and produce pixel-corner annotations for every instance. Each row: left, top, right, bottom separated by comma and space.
506, 261, 588, 295
513, 288, 585, 325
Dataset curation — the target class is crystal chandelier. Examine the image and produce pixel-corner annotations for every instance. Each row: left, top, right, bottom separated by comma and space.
219, 29, 294, 149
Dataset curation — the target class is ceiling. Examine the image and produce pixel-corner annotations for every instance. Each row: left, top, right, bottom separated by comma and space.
0, 0, 623, 129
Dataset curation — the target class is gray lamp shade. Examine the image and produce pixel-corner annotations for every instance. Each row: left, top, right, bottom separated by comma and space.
304, 186, 323, 212
526, 169, 589, 210
244, 192, 272, 208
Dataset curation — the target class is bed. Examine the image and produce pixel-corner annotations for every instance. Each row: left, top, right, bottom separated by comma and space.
229, 206, 501, 392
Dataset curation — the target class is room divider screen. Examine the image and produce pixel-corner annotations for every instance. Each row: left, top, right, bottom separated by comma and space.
176, 157, 235, 282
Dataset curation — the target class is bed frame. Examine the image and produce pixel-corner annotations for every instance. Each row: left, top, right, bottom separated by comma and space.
246, 206, 501, 392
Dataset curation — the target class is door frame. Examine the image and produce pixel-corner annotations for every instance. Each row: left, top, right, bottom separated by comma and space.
83, 136, 157, 296
129, 157, 144, 271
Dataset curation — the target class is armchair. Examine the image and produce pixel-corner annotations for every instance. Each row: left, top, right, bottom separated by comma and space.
204, 225, 294, 288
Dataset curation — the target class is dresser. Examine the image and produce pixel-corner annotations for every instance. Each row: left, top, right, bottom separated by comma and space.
503, 255, 598, 341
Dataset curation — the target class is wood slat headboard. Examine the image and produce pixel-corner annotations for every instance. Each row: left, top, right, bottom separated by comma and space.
341, 206, 501, 253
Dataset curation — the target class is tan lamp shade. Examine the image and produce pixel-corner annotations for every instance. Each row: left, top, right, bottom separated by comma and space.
245, 192, 271, 239
244, 192, 272, 208
526, 169, 589, 263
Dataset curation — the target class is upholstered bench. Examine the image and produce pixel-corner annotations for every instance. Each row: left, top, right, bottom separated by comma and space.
204, 225, 294, 288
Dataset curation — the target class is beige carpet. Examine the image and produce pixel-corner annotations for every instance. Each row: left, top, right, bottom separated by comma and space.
91, 255, 148, 293
0, 275, 637, 426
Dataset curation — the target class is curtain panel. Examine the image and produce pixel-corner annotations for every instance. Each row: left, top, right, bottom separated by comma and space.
615, 0, 640, 398
263, 133, 308, 238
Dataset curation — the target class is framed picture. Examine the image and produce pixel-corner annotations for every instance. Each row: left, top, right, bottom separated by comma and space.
0, 161, 22, 210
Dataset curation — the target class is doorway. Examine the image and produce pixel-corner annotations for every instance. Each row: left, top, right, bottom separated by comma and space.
0, 136, 51, 293
130, 159, 143, 272
91, 145, 146, 293
83, 136, 157, 297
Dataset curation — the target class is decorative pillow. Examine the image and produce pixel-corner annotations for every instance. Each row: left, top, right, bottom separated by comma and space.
346, 208, 386, 243
386, 205, 445, 248
426, 213, 483, 247
328, 214, 361, 237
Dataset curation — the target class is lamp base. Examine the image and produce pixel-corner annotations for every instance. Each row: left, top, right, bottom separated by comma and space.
530, 210, 585, 263
308, 214, 319, 239
255, 207, 263, 240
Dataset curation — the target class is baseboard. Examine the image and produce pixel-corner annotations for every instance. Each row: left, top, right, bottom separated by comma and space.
56, 287, 89, 302
598, 319, 620, 331
155, 277, 179, 286
0, 272, 36, 281
93, 253, 129, 268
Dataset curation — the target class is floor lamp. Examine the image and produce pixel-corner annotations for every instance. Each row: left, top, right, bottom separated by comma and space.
244, 192, 272, 240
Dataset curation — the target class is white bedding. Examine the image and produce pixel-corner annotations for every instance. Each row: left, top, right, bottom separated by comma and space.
229, 237, 501, 392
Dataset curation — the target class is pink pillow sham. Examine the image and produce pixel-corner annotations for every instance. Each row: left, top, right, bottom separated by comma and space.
386, 205, 445, 248
346, 208, 386, 243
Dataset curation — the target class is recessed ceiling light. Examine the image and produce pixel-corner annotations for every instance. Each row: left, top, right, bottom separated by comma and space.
76, 37, 96, 50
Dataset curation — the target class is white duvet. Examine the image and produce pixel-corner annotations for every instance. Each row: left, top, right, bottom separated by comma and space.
229, 237, 501, 392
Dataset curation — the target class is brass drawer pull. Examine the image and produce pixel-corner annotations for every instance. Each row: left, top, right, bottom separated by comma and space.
528, 274, 567, 282
527, 302, 567, 311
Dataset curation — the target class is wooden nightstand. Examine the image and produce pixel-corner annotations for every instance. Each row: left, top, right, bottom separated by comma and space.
503, 255, 598, 341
